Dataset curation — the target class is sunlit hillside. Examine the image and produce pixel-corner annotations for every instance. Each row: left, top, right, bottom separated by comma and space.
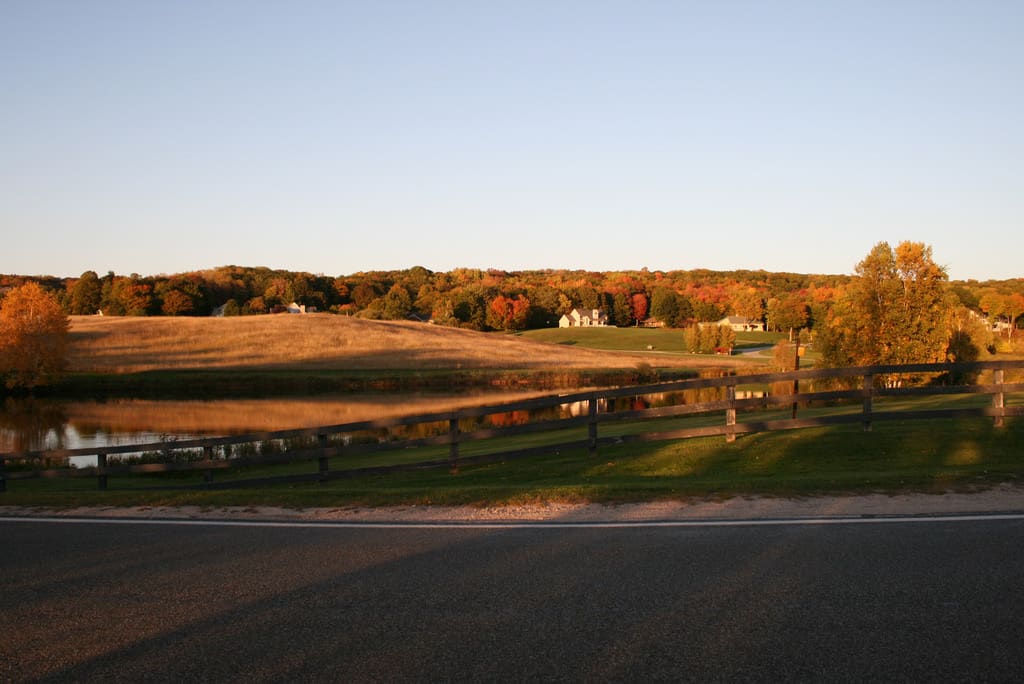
66, 315, 736, 374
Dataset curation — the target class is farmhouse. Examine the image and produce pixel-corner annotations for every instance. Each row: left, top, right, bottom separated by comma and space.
711, 315, 765, 332
286, 302, 317, 314
559, 308, 609, 328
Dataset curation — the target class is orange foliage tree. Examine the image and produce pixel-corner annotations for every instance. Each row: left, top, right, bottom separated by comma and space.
0, 283, 70, 389
486, 294, 531, 331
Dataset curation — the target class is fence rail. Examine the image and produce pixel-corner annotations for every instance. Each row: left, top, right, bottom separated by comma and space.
1, 360, 1022, 492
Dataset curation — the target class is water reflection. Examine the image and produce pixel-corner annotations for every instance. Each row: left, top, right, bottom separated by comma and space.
0, 391, 556, 454
0, 398, 69, 454
1, 382, 784, 461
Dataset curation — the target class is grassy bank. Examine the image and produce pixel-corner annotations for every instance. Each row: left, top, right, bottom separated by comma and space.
4, 416, 1021, 508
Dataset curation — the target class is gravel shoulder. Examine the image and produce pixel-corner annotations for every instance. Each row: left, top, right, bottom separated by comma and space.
4, 484, 1024, 523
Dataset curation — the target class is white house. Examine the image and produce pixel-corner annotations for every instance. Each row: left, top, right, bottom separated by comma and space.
559, 308, 609, 328
714, 315, 764, 332
286, 302, 317, 314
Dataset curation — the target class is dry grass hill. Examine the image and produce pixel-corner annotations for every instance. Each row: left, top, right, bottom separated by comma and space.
67, 315, 724, 374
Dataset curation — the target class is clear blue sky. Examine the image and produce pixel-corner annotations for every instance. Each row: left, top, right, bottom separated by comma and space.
3, 1, 1021, 281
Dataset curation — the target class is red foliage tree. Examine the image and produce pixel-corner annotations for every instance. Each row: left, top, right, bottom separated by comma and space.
631, 293, 649, 325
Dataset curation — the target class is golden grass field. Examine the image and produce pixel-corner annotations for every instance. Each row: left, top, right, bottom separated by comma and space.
67, 315, 733, 374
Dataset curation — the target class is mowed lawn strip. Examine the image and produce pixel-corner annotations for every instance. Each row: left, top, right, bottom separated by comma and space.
521, 327, 786, 353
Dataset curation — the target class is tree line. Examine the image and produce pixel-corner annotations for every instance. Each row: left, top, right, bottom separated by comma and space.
1, 259, 1021, 337
1, 246, 1022, 389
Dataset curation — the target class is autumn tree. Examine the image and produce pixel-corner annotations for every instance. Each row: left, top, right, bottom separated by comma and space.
0, 283, 70, 389
161, 289, 195, 316
630, 293, 648, 326
819, 241, 949, 367
486, 294, 531, 331
698, 324, 719, 353
766, 294, 809, 341
683, 325, 700, 352
717, 324, 736, 353
731, 288, 764, 323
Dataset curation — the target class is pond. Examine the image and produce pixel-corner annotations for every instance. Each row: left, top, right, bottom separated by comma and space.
0, 391, 556, 465
0, 378, 775, 468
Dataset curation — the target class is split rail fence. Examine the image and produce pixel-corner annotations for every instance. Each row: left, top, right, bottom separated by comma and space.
1, 360, 1022, 492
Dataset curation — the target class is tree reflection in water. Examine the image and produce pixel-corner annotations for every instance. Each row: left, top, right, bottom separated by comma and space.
0, 397, 69, 454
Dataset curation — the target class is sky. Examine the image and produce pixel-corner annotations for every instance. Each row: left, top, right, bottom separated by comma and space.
2, 1, 1021, 281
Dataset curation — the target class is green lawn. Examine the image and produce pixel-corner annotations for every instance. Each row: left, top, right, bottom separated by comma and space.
520, 327, 785, 353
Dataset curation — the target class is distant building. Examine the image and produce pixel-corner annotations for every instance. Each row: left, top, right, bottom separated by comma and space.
705, 315, 764, 332
286, 302, 317, 314
559, 308, 609, 328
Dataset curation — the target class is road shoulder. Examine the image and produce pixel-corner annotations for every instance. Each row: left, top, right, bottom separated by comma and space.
3, 484, 1023, 523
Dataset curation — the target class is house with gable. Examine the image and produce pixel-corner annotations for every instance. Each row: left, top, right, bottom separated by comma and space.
558, 308, 609, 328
713, 315, 765, 332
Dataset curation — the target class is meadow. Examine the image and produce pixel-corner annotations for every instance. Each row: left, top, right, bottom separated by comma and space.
66, 315, 749, 374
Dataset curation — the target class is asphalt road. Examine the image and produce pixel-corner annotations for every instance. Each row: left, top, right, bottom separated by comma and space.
3, 516, 1024, 682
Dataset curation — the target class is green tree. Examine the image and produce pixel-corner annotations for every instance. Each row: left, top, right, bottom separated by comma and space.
650, 288, 679, 327
0, 283, 70, 389
692, 299, 724, 323
609, 291, 632, 327
453, 289, 488, 330
380, 284, 413, 320
68, 270, 102, 315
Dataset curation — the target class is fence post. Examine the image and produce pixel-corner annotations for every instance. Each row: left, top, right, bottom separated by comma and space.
448, 417, 460, 474
726, 383, 737, 443
862, 374, 873, 432
0, 457, 6, 493
97, 451, 108, 491
791, 342, 801, 419
203, 445, 214, 484
994, 369, 1005, 428
588, 394, 599, 456
318, 433, 330, 483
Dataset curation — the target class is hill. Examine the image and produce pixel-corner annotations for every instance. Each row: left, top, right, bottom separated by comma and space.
66, 315, 736, 375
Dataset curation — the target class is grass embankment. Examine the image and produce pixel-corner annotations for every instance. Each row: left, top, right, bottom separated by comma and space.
56, 316, 740, 395
5, 415, 1021, 508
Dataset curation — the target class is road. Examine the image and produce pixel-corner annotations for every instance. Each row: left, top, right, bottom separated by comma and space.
3, 516, 1024, 682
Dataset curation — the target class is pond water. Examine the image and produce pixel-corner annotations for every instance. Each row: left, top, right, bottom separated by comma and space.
0, 391, 555, 465
0, 379, 778, 466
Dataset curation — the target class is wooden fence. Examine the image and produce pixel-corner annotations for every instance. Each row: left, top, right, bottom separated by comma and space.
1, 360, 1022, 492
